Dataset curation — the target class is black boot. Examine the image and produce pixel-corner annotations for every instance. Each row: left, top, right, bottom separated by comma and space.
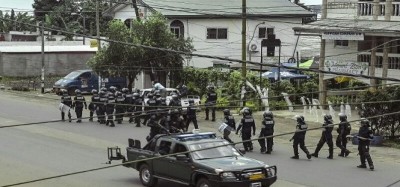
291, 155, 299, 159
344, 150, 350, 157
357, 164, 367, 168
311, 153, 318, 158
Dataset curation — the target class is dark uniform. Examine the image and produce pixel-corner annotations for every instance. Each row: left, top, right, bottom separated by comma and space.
169, 110, 186, 133
144, 94, 157, 126
123, 90, 134, 123
311, 114, 334, 159
169, 94, 182, 118
146, 115, 161, 142
236, 109, 256, 151
133, 93, 143, 127
106, 92, 116, 127
72, 89, 87, 123
357, 119, 374, 170
115, 91, 125, 124
89, 89, 100, 122
185, 100, 198, 131
222, 109, 236, 143
291, 115, 312, 159
205, 86, 217, 121
258, 111, 275, 154
97, 91, 108, 124
336, 113, 351, 157
60, 89, 72, 122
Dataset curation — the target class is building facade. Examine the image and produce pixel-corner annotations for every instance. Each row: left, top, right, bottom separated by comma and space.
294, 0, 400, 85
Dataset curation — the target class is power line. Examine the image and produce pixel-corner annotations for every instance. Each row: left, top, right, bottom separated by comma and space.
2, 109, 399, 187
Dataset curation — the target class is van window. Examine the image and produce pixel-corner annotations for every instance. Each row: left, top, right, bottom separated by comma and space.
158, 140, 172, 155
80, 72, 91, 79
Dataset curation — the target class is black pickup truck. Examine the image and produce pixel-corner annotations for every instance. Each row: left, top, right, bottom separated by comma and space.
107, 132, 277, 187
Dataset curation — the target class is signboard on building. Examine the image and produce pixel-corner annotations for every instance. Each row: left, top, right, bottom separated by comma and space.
90, 39, 98, 48
322, 32, 364, 40
324, 60, 369, 75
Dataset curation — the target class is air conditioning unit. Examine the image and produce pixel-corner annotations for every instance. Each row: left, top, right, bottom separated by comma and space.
248, 41, 259, 52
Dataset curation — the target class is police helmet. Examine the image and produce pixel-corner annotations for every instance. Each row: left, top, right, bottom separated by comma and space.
155, 92, 161, 97
208, 85, 214, 90
116, 91, 122, 96
324, 114, 333, 122
99, 90, 106, 95
147, 93, 154, 98
150, 114, 157, 120
172, 94, 178, 100
339, 113, 347, 122
109, 86, 116, 92
100, 87, 107, 92
188, 99, 194, 104
223, 109, 230, 116
75, 89, 81, 94
61, 89, 68, 94
243, 108, 251, 116
91, 89, 98, 94
242, 107, 252, 115
263, 111, 273, 119
133, 93, 140, 98
295, 115, 305, 123
360, 118, 370, 127
121, 88, 129, 93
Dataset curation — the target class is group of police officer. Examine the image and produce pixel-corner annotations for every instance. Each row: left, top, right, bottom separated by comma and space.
60, 85, 374, 171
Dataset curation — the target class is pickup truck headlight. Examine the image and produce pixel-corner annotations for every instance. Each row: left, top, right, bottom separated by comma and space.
221, 172, 236, 179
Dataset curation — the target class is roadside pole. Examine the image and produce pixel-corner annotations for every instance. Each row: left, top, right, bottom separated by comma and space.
41, 22, 45, 94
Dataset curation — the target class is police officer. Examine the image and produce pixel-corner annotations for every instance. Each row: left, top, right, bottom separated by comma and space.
133, 93, 143, 127
357, 119, 374, 170
146, 115, 161, 142
169, 109, 185, 133
122, 88, 134, 123
236, 108, 256, 152
258, 111, 275, 154
89, 89, 100, 122
109, 86, 117, 95
336, 113, 351, 157
205, 86, 217, 121
97, 90, 108, 124
144, 93, 157, 126
311, 114, 334, 159
186, 99, 198, 131
115, 91, 125, 124
291, 115, 312, 159
222, 109, 236, 143
106, 90, 116, 127
72, 89, 87, 123
60, 89, 72, 122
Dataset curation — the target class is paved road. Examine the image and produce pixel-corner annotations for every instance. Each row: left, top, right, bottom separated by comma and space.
0, 92, 400, 187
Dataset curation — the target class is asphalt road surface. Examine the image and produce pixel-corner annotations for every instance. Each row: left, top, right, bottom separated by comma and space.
0, 92, 400, 187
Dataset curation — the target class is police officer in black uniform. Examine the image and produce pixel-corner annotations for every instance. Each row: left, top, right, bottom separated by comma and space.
97, 90, 108, 124
336, 113, 351, 157
72, 89, 87, 123
144, 93, 157, 126
222, 109, 236, 143
169, 94, 182, 118
123, 88, 134, 123
258, 111, 275, 154
146, 115, 161, 142
357, 119, 374, 170
133, 93, 143, 127
205, 86, 217, 121
311, 114, 334, 159
291, 115, 312, 159
169, 109, 186, 133
185, 99, 198, 131
236, 108, 256, 152
89, 89, 100, 122
115, 91, 125, 124
60, 89, 72, 122
106, 91, 116, 127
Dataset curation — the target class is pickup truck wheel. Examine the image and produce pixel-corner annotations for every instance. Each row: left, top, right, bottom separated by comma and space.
196, 178, 211, 187
139, 164, 158, 187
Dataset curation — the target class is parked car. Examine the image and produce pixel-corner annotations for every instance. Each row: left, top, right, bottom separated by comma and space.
53, 70, 126, 95
107, 132, 277, 187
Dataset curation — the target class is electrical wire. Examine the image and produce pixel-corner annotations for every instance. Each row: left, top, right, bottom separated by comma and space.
2, 109, 400, 187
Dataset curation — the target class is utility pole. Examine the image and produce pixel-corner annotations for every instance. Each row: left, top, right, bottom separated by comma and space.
319, 0, 327, 107
41, 22, 45, 94
241, 0, 247, 106
96, 0, 102, 91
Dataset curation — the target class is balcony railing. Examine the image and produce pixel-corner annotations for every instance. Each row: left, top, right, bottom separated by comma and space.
358, 2, 400, 16
358, 52, 400, 69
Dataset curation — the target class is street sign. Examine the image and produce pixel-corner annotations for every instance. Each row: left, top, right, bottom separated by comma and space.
90, 39, 98, 48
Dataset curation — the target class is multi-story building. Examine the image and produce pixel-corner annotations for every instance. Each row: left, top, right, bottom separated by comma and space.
294, 0, 400, 85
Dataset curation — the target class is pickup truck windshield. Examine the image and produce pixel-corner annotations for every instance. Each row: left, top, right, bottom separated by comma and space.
64, 71, 81, 80
189, 141, 241, 160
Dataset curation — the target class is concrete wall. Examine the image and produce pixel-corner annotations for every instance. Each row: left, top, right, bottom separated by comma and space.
0, 52, 95, 77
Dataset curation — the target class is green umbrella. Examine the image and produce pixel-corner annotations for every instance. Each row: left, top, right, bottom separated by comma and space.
299, 59, 313, 69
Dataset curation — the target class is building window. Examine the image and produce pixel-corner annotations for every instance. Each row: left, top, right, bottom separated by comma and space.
259, 27, 266, 38
207, 28, 228, 39
267, 28, 274, 35
170, 20, 184, 38
267, 47, 275, 57
334, 40, 349, 47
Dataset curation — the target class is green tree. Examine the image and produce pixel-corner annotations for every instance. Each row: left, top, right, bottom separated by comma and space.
32, 0, 63, 21
88, 14, 193, 90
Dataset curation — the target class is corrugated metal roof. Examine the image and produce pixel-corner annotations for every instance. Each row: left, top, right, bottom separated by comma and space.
0, 45, 98, 53
293, 19, 400, 35
144, 0, 313, 17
